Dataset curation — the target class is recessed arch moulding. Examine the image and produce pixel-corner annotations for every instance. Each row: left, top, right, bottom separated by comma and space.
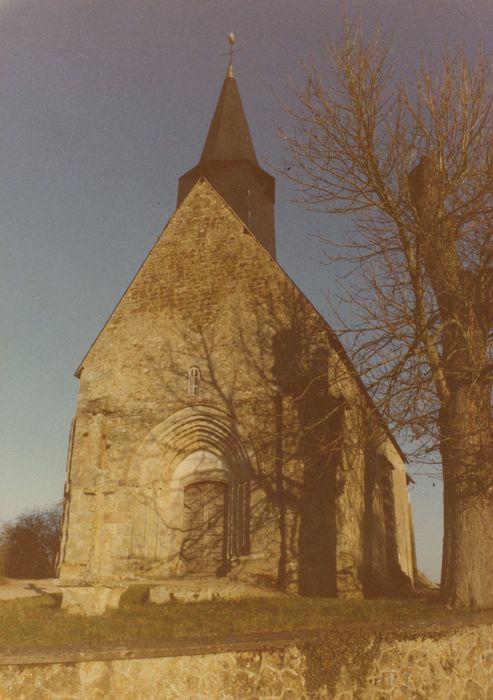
122, 404, 258, 580
58, 403, 280, 586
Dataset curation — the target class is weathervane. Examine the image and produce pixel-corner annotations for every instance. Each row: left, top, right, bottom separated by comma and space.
220, 32, 240, 76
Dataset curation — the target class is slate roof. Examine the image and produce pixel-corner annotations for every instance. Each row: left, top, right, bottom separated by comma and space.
200, 69, 258, 165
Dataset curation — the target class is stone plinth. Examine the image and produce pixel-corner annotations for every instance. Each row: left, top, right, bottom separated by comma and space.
147, 577, 284, 604
60, 585, 126, 616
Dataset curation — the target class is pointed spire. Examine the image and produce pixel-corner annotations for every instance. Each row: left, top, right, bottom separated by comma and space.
177, 40, 276, 258
199, 68, 258, 164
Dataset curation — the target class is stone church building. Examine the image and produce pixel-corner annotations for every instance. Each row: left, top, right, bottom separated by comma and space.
57, 62, 416, 614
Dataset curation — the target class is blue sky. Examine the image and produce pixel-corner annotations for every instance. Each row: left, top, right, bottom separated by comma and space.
2, 0, 492, 582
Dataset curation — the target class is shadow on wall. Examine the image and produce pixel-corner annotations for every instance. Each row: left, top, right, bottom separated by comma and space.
64, 271, 411, 598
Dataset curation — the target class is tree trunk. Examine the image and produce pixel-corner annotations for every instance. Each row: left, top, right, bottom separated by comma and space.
439, 383, 493, 609
414, 170, 493, 609
274, 392, 288, 590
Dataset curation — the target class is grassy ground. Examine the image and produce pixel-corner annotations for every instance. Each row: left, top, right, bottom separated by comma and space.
0, 587, 465, 650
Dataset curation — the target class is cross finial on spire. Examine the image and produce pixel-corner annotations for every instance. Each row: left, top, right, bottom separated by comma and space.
220, 32, 239, 77
227, 33, 235, 77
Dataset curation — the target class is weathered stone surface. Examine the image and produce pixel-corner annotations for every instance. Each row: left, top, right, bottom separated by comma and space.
1, 623, 493, 699
57, 179, 415, 613
0, 647, 307, 699
147, 577, 280, 604
60, 586, 125, 616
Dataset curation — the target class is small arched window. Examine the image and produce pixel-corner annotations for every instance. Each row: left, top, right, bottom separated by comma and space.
188, 366, 200, 396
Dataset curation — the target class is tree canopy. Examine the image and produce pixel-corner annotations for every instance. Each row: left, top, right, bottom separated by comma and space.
0, 504, 62, 579
281, 21, 493, 609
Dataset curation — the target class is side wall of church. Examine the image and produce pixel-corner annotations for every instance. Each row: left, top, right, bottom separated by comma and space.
58, 180, 413, 595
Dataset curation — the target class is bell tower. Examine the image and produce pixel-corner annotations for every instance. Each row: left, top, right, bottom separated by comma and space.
177, 58, 276, 258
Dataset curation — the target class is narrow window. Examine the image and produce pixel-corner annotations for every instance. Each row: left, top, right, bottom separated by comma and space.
188, 366, 200, 396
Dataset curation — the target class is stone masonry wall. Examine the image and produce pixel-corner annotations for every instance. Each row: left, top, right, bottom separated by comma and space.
59, 180, 344, 589
58, 179, 414, 598
0, 624, 492, 699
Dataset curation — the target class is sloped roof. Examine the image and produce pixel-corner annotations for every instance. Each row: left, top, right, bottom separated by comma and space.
200, 72, 258, 164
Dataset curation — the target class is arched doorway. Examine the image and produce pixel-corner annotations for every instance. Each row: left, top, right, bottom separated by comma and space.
126, 407, 255, 579
175, 450, 230, 576
174, 448, 251, 576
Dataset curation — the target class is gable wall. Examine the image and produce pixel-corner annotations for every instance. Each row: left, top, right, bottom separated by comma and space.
59, 181, 413, 594
60, 182, 331, 586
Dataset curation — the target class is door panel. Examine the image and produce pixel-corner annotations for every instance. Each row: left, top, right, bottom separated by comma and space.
182, 481, 228, 575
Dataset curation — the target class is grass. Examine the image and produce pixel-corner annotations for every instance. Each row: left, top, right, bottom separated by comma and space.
0, 588, 463, 651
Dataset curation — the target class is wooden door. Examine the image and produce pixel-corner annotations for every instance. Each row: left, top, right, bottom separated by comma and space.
181, 481, 228, 575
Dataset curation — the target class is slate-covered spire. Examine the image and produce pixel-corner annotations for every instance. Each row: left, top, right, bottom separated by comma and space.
200, 66, 258, 165
178, 62, 276, 258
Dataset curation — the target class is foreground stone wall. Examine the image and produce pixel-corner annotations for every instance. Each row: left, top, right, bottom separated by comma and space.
1, 623, 492, 699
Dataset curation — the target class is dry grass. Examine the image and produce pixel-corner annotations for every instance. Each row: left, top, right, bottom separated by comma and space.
0, 588, 461, 650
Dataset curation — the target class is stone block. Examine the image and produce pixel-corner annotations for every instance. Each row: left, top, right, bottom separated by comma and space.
61, 585, 126, 615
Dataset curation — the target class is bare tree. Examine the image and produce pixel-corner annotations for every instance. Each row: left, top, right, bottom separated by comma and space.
280, 20, 493, 609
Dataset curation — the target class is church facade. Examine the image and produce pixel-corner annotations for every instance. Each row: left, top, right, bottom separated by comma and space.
57, 64, 416, 614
